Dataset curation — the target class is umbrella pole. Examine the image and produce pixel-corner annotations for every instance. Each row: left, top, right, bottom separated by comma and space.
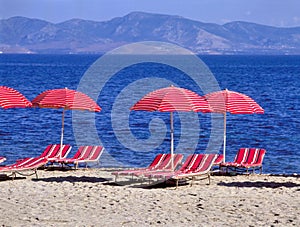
170, 112, 174, 170
223, 113, 226, 163
60, 109, 65, 159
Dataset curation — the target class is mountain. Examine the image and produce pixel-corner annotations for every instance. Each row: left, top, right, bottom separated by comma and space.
1, 12, 300, 54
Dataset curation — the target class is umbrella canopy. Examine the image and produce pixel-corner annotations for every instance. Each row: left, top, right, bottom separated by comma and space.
0, 86, 32, 109
131, 86, 211, 112
32, 88, 101, 111
131, 85, 211, 169
204, 89, 264, 162
32, 88, 101, 157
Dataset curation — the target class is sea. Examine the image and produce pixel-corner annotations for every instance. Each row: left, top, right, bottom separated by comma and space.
0, 54, 299, 174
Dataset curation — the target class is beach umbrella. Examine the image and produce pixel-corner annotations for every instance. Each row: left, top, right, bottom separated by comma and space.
0, 86, 32, 109
32, 88, 101, 158
0, 86, 31, 159
130, 85, 211, 169
204, 89, 264, 162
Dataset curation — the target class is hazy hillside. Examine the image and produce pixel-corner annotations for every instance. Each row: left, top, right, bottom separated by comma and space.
1, 12, 300, 54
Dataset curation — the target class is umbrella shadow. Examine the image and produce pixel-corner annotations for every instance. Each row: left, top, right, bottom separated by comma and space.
268, 174, 300, 178
104, 178, 189, 189
0, 174, 26, 181
103, 177, 151, 187
218, 181, 300, 189
33, 176, 112, 183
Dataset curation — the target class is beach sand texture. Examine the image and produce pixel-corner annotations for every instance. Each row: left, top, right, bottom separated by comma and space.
0, 169, 299, 226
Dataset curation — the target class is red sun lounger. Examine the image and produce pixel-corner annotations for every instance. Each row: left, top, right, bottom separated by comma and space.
112, 154, 184, 181
0, 157, 49, 179
112, 153, 167, 179
39, 144, 72, 161
220, 148, 266, 174
53, 146, 104, 169
146, 154, 218, 188
0, 144, 72, 179
131, 153, 184, 178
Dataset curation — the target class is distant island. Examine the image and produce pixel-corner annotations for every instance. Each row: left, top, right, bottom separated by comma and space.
1, 11, 300, 55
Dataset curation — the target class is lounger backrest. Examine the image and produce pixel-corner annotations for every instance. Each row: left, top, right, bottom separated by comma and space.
148, 154, 163, 167
39, 144, 59, 158
163, 154, 183, 170
178, 154, 209, 174
244, 148, 260, 165
50, 144, 72, 159
61, 145, 72, 158
179, 154, 198, 172
173, 154, 184, 168
156, 154, 172, 169
194, 154, 218, 173
39, 144, 71, 159
72, 146, 86, 159
190, 155, 206, 172
149, 154, 167, 170
234, 148, 249, 164
252, 149, 266, 165
86, 146, 104, 161
214, 154, 224, 165
78, 146, 94, 160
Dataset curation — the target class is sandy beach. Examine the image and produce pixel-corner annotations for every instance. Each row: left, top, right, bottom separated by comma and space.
0, 168, 299, 226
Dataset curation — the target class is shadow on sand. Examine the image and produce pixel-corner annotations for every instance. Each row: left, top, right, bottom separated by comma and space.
32, 176, 112, 183
104, 178, 190, 189
218, 181, 300, 189
0, 174, 26, 181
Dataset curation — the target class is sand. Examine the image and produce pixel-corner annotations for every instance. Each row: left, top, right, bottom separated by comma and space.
0, 168, 299, 226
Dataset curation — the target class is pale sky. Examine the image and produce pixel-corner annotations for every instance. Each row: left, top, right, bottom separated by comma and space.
0, 0, 299, 27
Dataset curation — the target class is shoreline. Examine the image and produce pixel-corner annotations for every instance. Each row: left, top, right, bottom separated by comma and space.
0, 168, 299, 226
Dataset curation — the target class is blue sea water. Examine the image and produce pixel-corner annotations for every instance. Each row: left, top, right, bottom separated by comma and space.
0, 54, 299, 174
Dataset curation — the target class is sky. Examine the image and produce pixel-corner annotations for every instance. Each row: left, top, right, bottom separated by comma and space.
0, 0, 300, 27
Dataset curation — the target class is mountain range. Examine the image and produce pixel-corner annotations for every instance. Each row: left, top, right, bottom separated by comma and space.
1, 11, 300, 55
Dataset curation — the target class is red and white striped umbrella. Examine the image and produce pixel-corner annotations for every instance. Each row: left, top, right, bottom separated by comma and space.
131, 86, 211, 169
32, 88, 101, 157
0, 86, 32, 109
32, 88, 101, 111
204, 89, 264, 162
131, 86, 211, 112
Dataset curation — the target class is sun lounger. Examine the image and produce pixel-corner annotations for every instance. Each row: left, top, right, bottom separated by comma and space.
146, 154, 218, 188
220, 148, 266, 174
0, 144, 72, 179
238, 148, 266, 173
53, 146, 104, 169
145, 154, 201, 178
131, 154, 184, 177
220, 148, 249, 169
16, 144, 72, 166
112, 153, 167, 179
0, 157, 49, 179
112, 153, 184, 181
0, 156, 6, 164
